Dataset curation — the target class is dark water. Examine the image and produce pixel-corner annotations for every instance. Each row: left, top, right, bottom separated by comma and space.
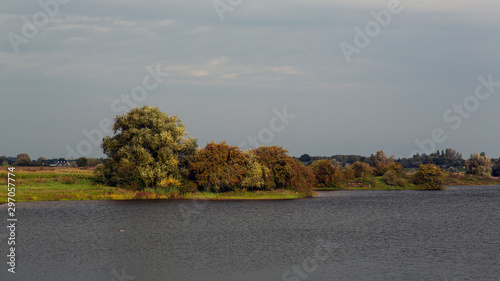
1, 185, 499, 281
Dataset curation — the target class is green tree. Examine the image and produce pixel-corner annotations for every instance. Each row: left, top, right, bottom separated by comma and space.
241, 152, 274, 190
351, 161, 372, 178
492, 159, 500, 177
298, 154, 312, 163
465, 153, 492, 176
95, 106, 197, 190
14, 153, 32, 166
36, 157, 47, 166
86, 158, 102, 167
411, 164, 444, 190
76, 157, 88, 167
0, 156, 9, 166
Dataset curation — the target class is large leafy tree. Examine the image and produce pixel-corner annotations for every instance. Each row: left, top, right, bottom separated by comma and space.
190, 141, 247, 192
465, 153, 492, 176
251, 146, 314, 195
96, 106, 197, 189
14, 153, 32, 166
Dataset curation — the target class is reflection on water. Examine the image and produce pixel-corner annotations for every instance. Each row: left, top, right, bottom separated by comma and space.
1, 185, 499, 281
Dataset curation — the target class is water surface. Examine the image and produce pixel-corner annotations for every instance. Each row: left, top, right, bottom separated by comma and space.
1, 185, 499, 280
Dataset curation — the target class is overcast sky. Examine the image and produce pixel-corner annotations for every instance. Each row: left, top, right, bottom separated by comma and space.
1, 0, 499, 159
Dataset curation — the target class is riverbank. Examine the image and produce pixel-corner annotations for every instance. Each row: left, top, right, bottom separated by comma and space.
314, 173, 500, 191
0, 168, 307, 203
1, 168, 498, 203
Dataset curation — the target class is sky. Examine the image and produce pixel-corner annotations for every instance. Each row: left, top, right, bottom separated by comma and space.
1, 0, 499, 160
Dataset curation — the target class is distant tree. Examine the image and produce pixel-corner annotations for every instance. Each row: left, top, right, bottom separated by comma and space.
492, 159, 500, 177
36, 157, 47, 166
351, 161, 372, 178
299, 154, 312, 163
70, 161, 78, 167
0, 156, 8, 166
14, 153, 32, 166
465, 153, 492, 176
87, 158, 102, 167
411, 164, 444, 190
368, 150, 393, 167
190, 141, 247, 192
76, 157, 88, 167
95, 106, 197, 190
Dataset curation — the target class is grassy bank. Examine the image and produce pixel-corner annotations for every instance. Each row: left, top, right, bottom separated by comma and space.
314, 173, 500, 191
0, 168, 307, 203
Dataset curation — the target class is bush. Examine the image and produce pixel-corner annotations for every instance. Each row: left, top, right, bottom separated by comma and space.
411, 164, 444, 190
383, 170, 406, 187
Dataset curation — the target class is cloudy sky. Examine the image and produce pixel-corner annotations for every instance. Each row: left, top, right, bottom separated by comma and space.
1, 0, 499, 159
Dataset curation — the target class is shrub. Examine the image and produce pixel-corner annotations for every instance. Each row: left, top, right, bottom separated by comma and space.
383, 170, 406, 187
411, 164, 444, 190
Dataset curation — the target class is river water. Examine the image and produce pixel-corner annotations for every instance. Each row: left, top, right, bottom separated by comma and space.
1, 185, 499, 281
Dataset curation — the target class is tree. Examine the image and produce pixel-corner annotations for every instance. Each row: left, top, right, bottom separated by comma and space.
298, 154, 312, 163
76, 157, 88, 167
0, 156, 8, 166
36, 157, 47, 166
87, 158, 102, 167
368, 150, 393, 167
14, 153, 32, 166
492, 159, 500, 177
241, 153, 274, 190
95, 106, 197, 190
311, 160, 344, 188
465, 153, 492, 176
411, 164, 444, 190
252, 146, 314, 195
351, 161, 372, 178
190, 141, 247, 192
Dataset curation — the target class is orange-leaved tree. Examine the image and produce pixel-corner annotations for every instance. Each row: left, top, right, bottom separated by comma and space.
190, 141, 247, 192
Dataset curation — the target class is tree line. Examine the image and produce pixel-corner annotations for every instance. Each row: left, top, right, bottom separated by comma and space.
4, 106, 499, 193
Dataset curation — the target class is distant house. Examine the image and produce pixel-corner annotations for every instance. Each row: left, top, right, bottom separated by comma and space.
50, 160, 71, 167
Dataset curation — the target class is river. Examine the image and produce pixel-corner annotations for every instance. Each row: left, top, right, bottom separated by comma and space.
1, 185, 499, 280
